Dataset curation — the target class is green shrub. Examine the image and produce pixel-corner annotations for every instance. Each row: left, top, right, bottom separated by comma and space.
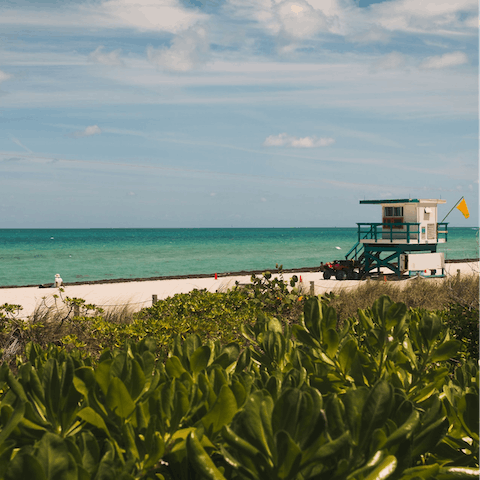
0, 296, 478, 479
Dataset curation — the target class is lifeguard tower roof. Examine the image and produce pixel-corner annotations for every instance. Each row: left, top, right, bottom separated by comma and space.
360, 198, 446, 204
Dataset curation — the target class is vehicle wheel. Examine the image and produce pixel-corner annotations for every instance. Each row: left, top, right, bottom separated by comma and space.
346, 270, 355, 280
335, 270, 346, 281
323, 270, 332, 280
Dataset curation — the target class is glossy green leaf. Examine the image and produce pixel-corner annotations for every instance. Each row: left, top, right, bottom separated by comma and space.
386, 302, 407, 331
190, 346, 211, 374
324, 328, 339, 358
77, 407, 109, 435
144, 431, 165, 470
235, 348, 251, 372
431, 340, 461, 362
419, 313, 442, 346
411, 417, 449, 457
201, 385, 238, 436
383, 410, 420, 449
436, 467, 480, 479
338, 338, 357, 375
458, 393, 480, 441
77, 431, 101, 476
303, 298, 321, 340
292, 325, 320, 349
275, 430, 302, 479
372, 296, 392, 327
5, 452, 46, 480
360, 381, 394, 447
0, 400, 25, 444
35, 433, 78, 480
106, 377, 136, 419
186, 430, 226, 480
235, 391, 274, 459
364, 455, 397, 480
165, 356, 188, 379
95, 360, 113, 396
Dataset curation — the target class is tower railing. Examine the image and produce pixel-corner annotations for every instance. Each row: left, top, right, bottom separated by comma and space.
356, 223, 448, 243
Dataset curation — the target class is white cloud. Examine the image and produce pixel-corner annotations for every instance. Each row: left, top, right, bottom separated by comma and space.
420, 51, 468, 69
0, 70, 12, 83
0, 0, 205, 34
71, 125, 102, 138
264, 133, 335, 148
276, 0, 329, 39
370, 0, 478, 34
98, 0, 204, 33
89, 46, 124, 66
147, 26, 209, 72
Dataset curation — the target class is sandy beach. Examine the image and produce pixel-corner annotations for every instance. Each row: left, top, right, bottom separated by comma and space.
1, 260, 478, 319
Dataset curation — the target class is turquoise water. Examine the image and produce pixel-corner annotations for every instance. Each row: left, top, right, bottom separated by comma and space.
0, 228, 478, 287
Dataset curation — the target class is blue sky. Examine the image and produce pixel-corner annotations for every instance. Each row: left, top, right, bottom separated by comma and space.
0, 0, 478, 228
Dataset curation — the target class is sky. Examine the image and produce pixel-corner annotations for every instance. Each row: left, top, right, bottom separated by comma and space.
0, 0, 478, 228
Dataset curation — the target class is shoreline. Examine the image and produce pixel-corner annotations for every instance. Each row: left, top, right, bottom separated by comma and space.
0, 260, 478, 320
0, 257, 478, 290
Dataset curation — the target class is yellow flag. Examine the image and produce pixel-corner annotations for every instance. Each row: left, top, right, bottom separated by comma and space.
456, 198, 470, 219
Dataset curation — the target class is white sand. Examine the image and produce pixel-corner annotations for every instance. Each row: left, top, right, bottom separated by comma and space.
1, 261, 478, 319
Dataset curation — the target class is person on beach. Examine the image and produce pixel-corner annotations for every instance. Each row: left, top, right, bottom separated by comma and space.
54, 274, 63, 287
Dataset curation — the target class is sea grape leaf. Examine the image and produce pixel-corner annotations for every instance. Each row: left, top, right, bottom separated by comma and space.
321, 305, 337, 337
95, 360, 113, 397
190, 346, 211, 375
272, 388, 303, 440
411, 417, 449, 458
234, 391, 274, 459
129, 359, 146, 400
213, 343, 240, 369
458, 393, 480, 441
186, 430, 226, 480
386, 302, 407, 331
419, 313, 442, 346
0, 400, 25, 445
5, 452, 47, 480
338, 339, 357, 375
372, 296, 392, 328
360, 381, 394, 447
292, 325, 320, 349
303, 298, 322, 341
78, 431, 101, 476
35, 432, 78, 480
275, 430, 302, 479
364, 455, 397, 480
201, 385, 238, 436
106, 377, 136, 419
77, 407, 109, 435
73, 367, 96, 398
235, 348, 251, 372
166, 356, 188, 379
430, 340, 461, 362
324, 328, 339, 358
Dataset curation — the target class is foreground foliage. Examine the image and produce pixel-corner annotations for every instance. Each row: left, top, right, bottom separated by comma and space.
0, 269, 306, 363
0, 296, 478, 480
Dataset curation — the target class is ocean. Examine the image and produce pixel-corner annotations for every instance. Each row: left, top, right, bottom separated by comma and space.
0, 228, 478, 287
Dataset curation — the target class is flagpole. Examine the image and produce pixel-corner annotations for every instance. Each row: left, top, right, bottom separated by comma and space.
441, 196, 464, 223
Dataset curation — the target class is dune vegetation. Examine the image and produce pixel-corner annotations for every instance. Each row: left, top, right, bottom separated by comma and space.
0, 271, 478, 479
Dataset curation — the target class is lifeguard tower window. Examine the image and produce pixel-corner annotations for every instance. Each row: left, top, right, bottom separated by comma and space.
384, 207, 403, 217
383, 206, 404, 229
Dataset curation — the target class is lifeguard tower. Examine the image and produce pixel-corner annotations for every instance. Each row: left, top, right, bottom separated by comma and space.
345, 198, 448, 278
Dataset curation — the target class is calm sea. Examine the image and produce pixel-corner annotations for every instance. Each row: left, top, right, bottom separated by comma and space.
0, 228, 478, 287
